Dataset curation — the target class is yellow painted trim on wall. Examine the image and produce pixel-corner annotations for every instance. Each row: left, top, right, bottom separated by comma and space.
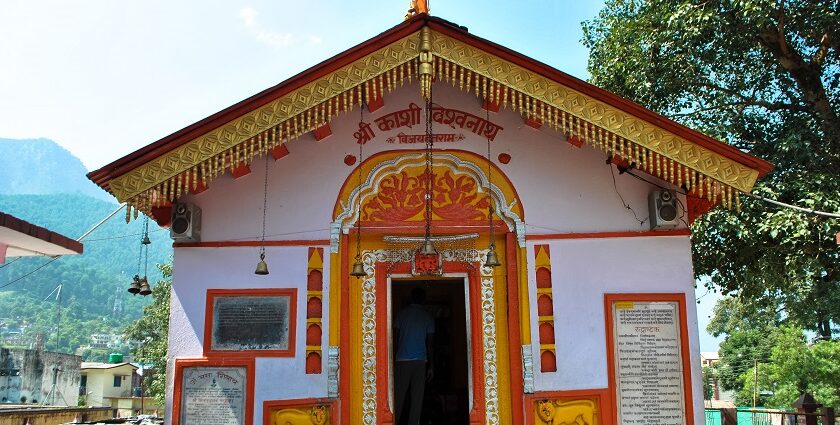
329, 252, 340, 346
519, 246, 531, 345
495, 238, 513, 424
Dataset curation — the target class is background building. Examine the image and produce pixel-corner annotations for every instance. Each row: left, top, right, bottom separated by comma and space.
0, 347, 81, 406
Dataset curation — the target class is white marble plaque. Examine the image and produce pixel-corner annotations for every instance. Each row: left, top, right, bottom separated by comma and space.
180, 366, 247, 425
612, 301, 686, 425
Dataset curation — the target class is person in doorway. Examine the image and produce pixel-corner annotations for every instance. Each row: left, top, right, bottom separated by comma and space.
394, 287, 435, 425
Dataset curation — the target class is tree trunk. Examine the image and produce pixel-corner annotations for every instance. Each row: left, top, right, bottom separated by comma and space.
758, 28, 840, 149
817, 319, 831, 341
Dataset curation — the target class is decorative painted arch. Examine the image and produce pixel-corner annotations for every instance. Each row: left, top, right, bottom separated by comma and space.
330, 149, 525, 252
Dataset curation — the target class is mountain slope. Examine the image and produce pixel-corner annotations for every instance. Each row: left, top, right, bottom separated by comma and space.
0, 138, 113, 201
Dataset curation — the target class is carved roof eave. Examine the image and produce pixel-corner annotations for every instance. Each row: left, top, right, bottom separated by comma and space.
87, 15, 772, 221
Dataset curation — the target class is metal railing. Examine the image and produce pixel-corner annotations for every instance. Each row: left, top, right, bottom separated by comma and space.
705, 408, 837, 425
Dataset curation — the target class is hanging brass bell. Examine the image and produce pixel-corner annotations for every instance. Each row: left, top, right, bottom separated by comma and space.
141, 235, 151, 245
138, 277, 152, 296
128, 275, 141, 294
484, 245, 501, 268
420, 238, 437, 255
255, 252, 269, 275
350, 260, 367, 277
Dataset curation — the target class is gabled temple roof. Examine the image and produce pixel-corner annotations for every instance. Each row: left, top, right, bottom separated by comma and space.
88, 14, 772, 220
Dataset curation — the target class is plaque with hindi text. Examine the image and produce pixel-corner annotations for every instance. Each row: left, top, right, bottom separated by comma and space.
611, 300, 687, 425
208, 289, 296, 354
180, 366, 247, 425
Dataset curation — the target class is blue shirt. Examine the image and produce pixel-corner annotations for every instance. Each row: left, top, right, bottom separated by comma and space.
394, 304, 434, 361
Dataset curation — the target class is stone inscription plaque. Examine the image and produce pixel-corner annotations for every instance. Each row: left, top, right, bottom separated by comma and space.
612, 301, 686, 425
211, 295, 290, 351
180, 366, 246, 425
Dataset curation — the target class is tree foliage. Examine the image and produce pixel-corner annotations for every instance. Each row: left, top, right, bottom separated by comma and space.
707, 298, 840, 407
726, 325, 840, 408
124, 263, 171, 409
707, 297, 778, 394
584, 0, 840, 338
0, 193, 171, 355
761, 325, 840, 408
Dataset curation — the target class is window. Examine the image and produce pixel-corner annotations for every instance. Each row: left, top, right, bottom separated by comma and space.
80, 375, 87, 387
113, 375, 122, 387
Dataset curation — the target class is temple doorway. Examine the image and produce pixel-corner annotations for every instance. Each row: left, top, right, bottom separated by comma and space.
391, 278, 471, 425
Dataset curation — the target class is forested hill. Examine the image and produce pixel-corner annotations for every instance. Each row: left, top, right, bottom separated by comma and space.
0, 138, 172, 358
0, 138, 112, 202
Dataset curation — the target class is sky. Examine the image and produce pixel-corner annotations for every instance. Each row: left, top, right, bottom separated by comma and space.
0, 0, 605, 171
0, 0, 724, 351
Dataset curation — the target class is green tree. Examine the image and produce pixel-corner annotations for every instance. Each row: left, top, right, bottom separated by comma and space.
761, 325, 840, 409
702, 365, 715, 400
124, 263, 171, 408
707, 296, 778, 397
714, 326, 776, 399
584, 0, 840, 338
712, 317, 840, 408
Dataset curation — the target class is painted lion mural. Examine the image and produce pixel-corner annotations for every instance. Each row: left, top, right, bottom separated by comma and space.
271, 405, 328, 425
536, 399, 597, 425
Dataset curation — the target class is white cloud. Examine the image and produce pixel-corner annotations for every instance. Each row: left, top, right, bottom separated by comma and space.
306, 34, 323, 46
239, 7, 258, 26
238, 7, 321, 48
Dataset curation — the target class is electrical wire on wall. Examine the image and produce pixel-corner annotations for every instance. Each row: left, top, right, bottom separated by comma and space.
607, 162, 649, 227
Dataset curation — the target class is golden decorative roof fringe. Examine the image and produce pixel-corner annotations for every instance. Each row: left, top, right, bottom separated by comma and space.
430, 55, 743, 213
112, 32, 422, 220
115, 27, 754, 221
122, 58, 419, 221
418, 27, 433, 100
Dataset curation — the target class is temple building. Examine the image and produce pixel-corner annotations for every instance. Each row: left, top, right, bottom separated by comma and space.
88, 10, 771, 425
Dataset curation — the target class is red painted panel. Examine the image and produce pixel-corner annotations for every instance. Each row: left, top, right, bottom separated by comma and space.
539, 322, 555, 344
314, 123, 332, 141
537, 294, 554, 316
231, 163, 251, 179
525, 117, 542, 129
540, 350, 557, 372
307, 296, 322, 319
308, 270, 323, 291
536, 267, 552, 288
482, 98, 500, 112
271, 144, 290, 160
306, 323, 322, 346
305, 352, 322, 374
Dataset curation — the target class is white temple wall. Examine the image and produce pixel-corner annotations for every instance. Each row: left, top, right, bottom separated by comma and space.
167, 246, 330, 422
527, 235, 704, 425
166, 81, 699, 424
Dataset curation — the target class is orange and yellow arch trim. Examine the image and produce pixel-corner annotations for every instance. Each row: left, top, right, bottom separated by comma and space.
330, 149, 526, 252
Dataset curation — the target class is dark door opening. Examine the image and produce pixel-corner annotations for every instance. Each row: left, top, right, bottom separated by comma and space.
392, 279, 470, 425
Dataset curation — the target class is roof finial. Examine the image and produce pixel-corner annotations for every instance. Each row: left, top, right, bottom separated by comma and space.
405, 0, 429, 20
